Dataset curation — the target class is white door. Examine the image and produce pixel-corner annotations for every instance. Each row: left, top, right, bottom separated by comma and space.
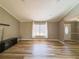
64, 24, 71, 40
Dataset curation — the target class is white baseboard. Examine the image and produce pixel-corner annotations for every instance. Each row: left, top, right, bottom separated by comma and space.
20, 38, 59, 41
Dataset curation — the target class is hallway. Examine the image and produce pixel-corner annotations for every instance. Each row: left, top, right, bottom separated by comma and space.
0, 40, 79, 59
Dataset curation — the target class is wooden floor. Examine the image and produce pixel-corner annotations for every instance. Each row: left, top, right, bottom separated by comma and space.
0, 40, 79, 59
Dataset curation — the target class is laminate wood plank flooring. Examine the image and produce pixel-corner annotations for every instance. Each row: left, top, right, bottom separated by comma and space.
0, 40, 79, 59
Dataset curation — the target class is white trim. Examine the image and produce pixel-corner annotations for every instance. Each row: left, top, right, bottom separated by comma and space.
20, 38, 59, 41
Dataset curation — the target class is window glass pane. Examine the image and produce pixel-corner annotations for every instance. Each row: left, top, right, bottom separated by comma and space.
32, 22, 48, 38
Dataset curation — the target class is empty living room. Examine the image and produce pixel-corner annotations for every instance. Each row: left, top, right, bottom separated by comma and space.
0, 0, 79, 59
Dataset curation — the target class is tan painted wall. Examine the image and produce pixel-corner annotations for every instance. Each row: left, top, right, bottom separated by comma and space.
20, 22, 32, 39
48, 22, 59, 39
76, 22, 79, 33
20, 22, 59, 39
0, 7, 20, 41
70, 22, 79, 40
58, 20, 64, 41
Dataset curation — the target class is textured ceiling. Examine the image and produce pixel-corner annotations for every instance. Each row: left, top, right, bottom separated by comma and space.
0, 0, 79, 22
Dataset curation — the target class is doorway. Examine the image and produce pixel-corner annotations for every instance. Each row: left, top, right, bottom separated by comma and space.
64, 24, 71, 40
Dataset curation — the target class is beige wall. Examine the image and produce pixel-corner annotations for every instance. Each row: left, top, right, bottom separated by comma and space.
48, 22, 59, 39
71, 22, 79, 40
58, 20, 64, 41
0, 7, 20, 41
20, 22, 59, 39
76, 22, 79, 33
20, 22, 32, 39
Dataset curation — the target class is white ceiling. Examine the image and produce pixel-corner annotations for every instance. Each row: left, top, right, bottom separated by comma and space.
0, 0, 79, 22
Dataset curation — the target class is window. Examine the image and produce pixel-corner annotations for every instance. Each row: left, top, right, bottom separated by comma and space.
65, 26, 69, 34
32, 22, 48, 38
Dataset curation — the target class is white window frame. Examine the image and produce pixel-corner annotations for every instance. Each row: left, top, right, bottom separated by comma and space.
32, 21, 48, 38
